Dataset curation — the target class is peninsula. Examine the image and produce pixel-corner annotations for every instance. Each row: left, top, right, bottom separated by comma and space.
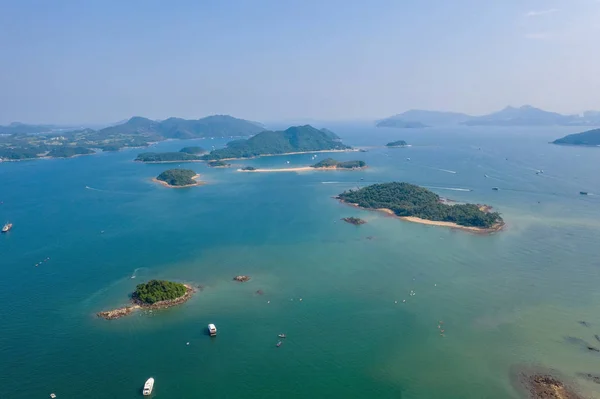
202, 125, 352, 160
97, 280, 195, 320
312, 158, 366, 169
154, 169, 203, 188
552, 128, 600, 147
0, 115, 263, 161
337, 182, 504, 232
386, 140, 408, 148
135, 151, 202, 163
179, 146, 206, 155
207, 160, 231, 168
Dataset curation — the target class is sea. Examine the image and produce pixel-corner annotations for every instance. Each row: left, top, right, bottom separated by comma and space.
1, 123, 599, 399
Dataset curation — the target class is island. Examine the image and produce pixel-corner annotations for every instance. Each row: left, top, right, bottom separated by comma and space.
552, 128, 600, 146
312, 158, 366, 169
202, 125, 352, 160
0, 115, 264, 161
240, 166, 257, 171
207, 160, 231, 168
386, 140, 408, 148
154, 169, 203, 188
512, 366, 585, 399
233, 275, 251, 282
336, 182, 504, 233
97, 280, 195, 320
135, 151, 202, 163
342, 217, 366, 225
179, 146, 206, 155
376, 119, 428, 129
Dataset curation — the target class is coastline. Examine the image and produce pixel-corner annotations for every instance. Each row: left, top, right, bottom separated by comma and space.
136, 160, 204, 164
215, 148, 358, 162
339, 200, 504, 234
152, 174, 205, 188
97, 284, 196, 320
238, 166, 367, 173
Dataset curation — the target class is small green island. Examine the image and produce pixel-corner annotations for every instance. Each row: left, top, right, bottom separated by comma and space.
241, 166, 257, 171
203, 125, 351, 160
154, 169, 202, 188
135, 151, 202, 163
552, 128, 600, 147
179, 146, 206, 155
97, 280, 195, 320
337, 182, 503, 232
312, 158, 366, 169
386, 140, 408, 148
342, 217, 366, 225
208, 160, 231, 168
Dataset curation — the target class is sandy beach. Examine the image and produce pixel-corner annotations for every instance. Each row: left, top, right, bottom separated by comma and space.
340, 202, 504, 234
152, 174, 205, 188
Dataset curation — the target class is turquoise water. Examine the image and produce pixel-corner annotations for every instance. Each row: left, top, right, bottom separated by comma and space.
1, 124, 600, 398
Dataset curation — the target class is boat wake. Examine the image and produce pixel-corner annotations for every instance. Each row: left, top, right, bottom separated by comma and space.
321, 181, 342, 184
436, 168, 457, 174
425, 186, 472, 192
85, 186, 105, 192
130, 267, 147, 279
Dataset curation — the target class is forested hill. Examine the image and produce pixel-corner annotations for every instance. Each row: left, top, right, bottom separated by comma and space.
552, 128, 600, 146
203, 125, 351, 160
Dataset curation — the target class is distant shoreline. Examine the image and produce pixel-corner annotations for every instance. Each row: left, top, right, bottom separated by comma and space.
152, 174, 205, 188
339, 200, 505, 234
97, 284, 196, 320
238, 165, 366, 173
136, 160, 204, 164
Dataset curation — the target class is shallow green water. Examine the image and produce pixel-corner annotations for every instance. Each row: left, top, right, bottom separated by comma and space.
1, 124, 600, 398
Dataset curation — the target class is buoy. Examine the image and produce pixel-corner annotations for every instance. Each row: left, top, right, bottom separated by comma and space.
299, 298, 302, 301
186, 342, 190, 345
402, 300, 406, 303
267, 301, 270, 303
394, 300, 398, 304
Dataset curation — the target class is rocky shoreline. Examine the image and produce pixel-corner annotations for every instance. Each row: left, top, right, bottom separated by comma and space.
97, 284, 196, 320
511, 366, 585, 399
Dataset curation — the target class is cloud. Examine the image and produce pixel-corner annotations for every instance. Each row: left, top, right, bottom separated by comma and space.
526, 9, 559, 17
524, 32, 552, 39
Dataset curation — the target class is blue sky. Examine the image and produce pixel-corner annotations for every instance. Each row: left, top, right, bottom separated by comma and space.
0, 0, 599, 124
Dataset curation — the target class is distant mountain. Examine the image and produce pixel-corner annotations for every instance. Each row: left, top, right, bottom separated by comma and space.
95, 115, 264, 139
203, 125, 350, 160
552, 128, 600, 146
376, 119, 428, 129
462, 105, 581, 126
378, 110, 471, 127
0, 122, 74, 135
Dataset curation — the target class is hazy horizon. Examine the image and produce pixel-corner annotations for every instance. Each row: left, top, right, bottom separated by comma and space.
1, 0, 599, 125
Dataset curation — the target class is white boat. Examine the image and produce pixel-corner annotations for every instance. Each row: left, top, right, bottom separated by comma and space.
142, 377, 154, 396
2, 222, 12, 233
208, 323, 217, 336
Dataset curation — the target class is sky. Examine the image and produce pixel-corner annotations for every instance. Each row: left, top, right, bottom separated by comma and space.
0, 0, 599, 124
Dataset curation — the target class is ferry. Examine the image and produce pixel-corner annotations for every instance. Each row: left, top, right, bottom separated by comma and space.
2, 222, 12, 233
208, 323, 217, 336
142, 377, 154, 396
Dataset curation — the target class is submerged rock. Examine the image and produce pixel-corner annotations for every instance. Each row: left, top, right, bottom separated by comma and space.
233, 275, 251, 282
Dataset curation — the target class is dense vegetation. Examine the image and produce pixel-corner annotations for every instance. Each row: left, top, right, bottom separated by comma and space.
553, 128, 600, 146
0, 115, 263, 161
386, 140, 408, 147
135, 152, 201, 162
312, 158, 366, 169
203, 125, 350, 160
338, 182, 502, 228
46, 146, 94, 158
376, 119, 428, 128
179, 146, 205, 154
156, 169, 197, 186
241, 166, 257, 171
208, 160, 230, 167
132, 280, 187, 304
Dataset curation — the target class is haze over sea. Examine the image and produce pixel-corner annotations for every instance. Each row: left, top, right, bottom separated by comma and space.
1, 123, 600, 398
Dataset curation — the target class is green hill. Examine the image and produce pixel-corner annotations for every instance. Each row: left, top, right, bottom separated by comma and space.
204, 125, 350, 160
132, 280, 187, 304
386, 140, 408, 147
179, 146, 205, 154
552, 128, 600, 146
337, 182, 502, 229
155, 169, 198, 186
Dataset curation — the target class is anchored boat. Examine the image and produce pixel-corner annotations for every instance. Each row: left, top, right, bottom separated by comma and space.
142, 377, 154, 396
208, 323, 217, 336
2, 222, 12, 233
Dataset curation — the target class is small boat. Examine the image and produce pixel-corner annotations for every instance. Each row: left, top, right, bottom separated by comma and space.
580, 191, 589, 195
276, 341, 282, 347
406, 158, 411, 161
492, 187, 499, 191
142, 378, 154, 396
208, 323, 217, 336
50, 394, 57, 399
484, 174, 489, 178
278, 334, 286, 339
2, 222, 12, 233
